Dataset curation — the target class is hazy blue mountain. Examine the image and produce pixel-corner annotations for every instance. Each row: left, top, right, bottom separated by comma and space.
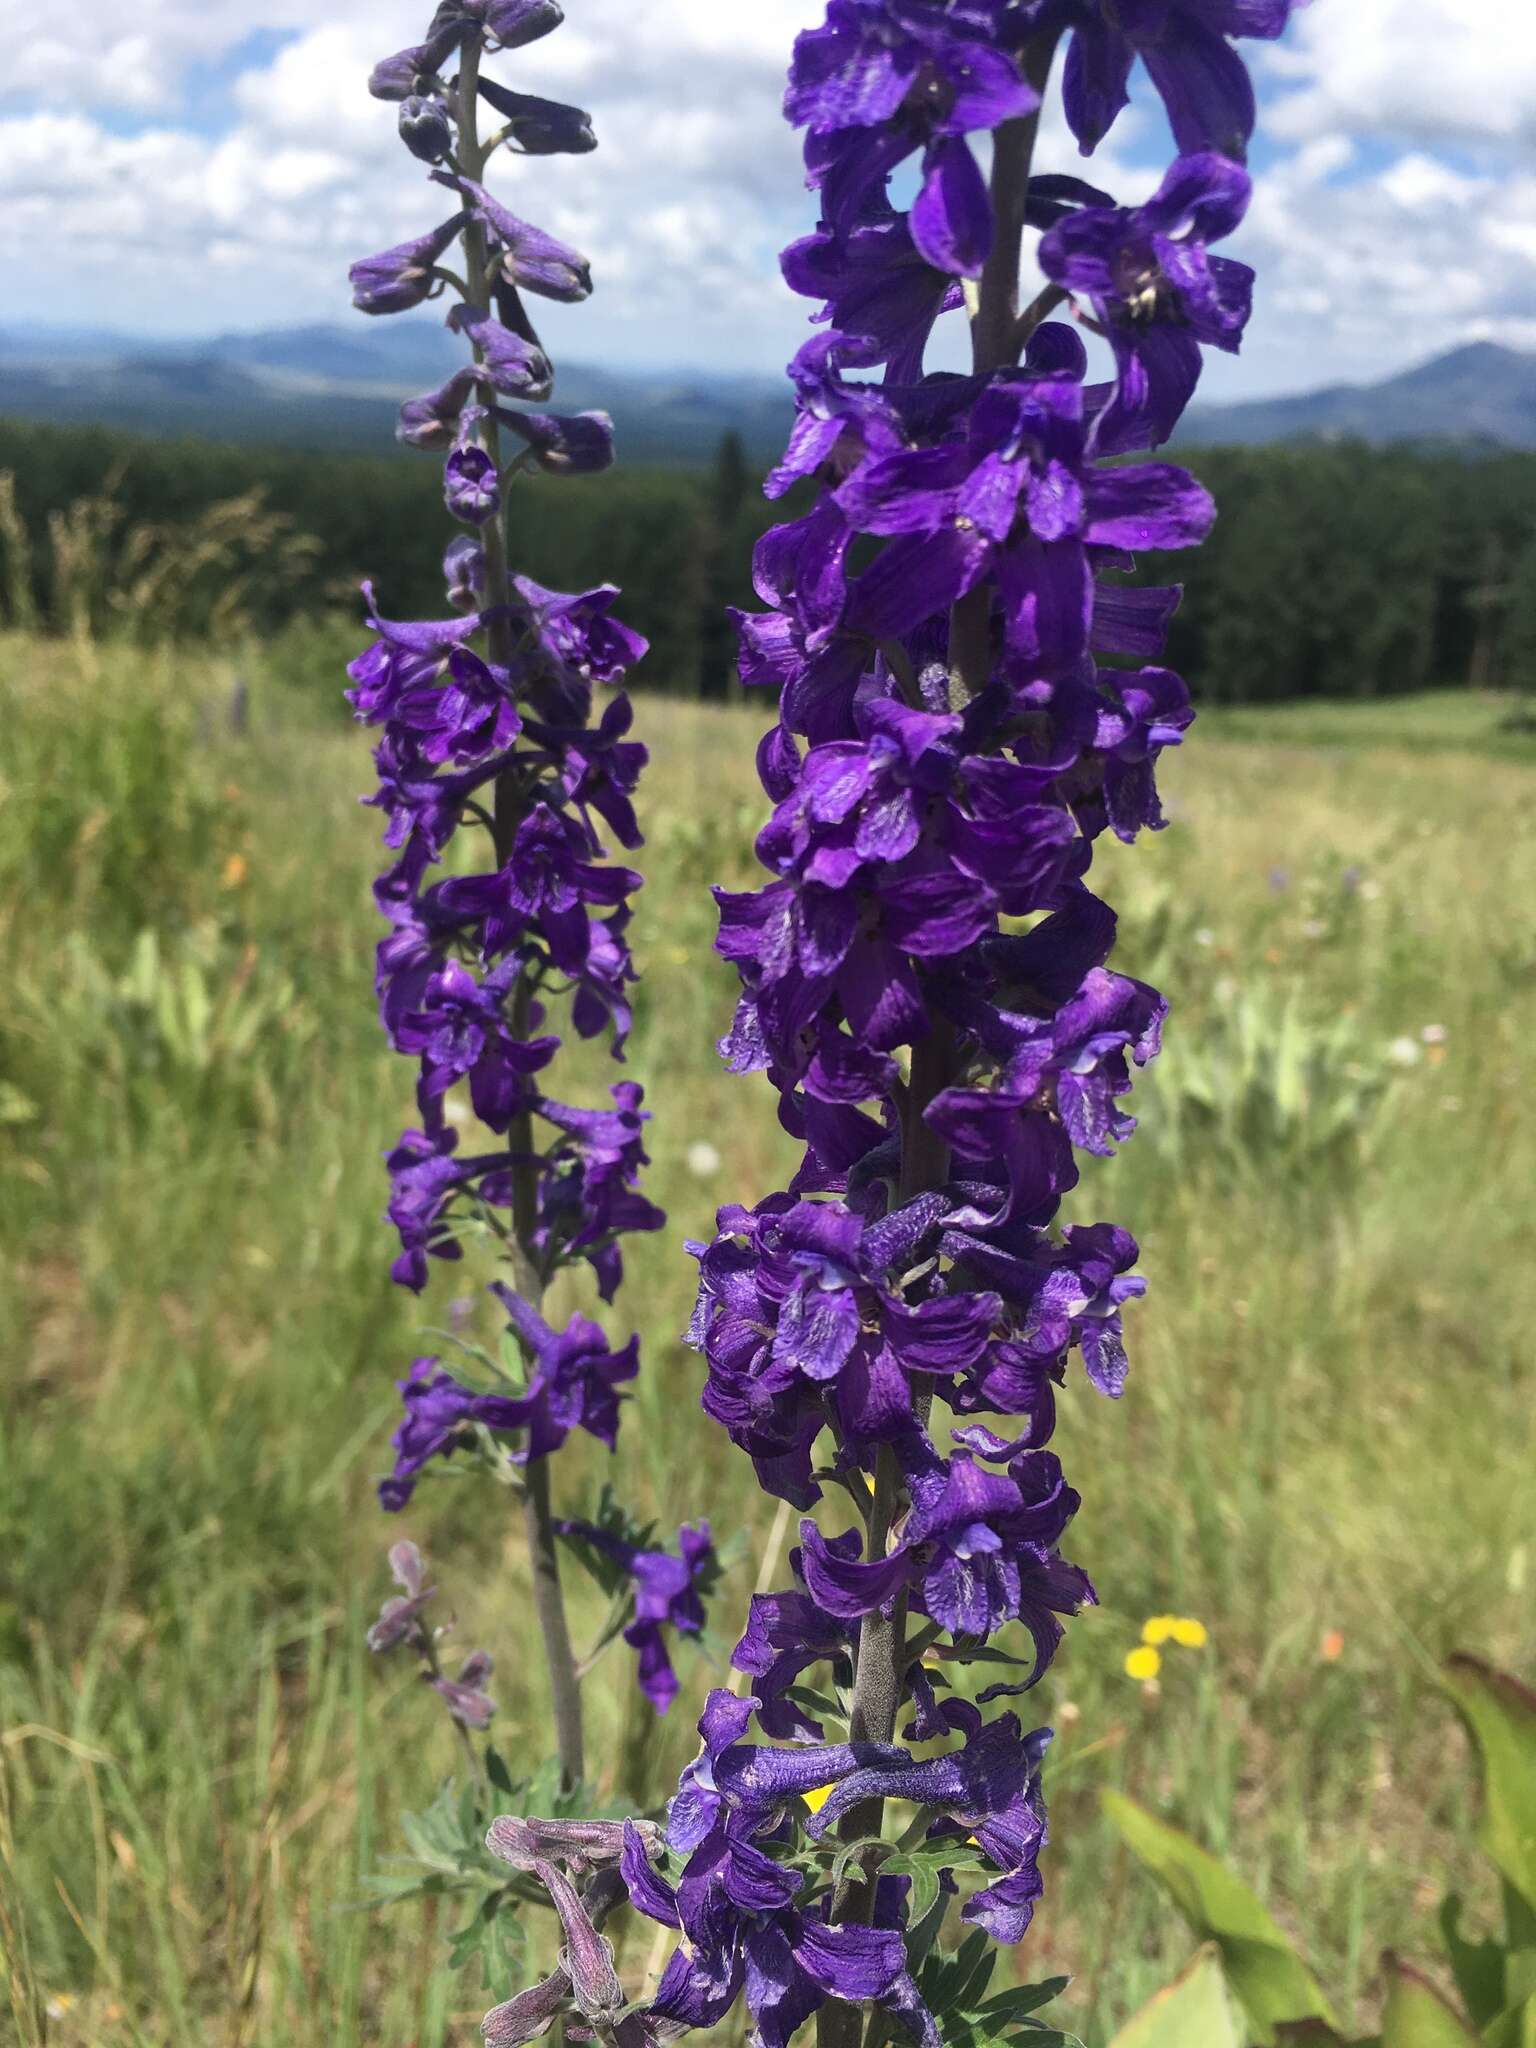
1178, 342, 1536, 450
2, 323, 1534, 462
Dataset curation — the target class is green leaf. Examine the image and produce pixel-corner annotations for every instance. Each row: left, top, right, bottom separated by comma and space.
830, 1834, 891, 1888
1101, 1791, 1335, 2043
485, 1746, 517, 1798
784, 1684, 848, 1725
1441, 1896, 1509, 2029
885, 1851, 941, 1926
1441, 1658, 1536, 1916
1274, 2024, 1379, 2047
1483, 1997, 1536, 2048
1380, 1954, 1477, 2048
1107, 1947, 1243, 2048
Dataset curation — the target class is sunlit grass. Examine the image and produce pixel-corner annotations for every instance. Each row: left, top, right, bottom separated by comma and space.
2, 629, 1532, 2045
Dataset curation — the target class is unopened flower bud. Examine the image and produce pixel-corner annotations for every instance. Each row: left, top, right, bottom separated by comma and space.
349, 213, 465, 316
445, 442, 502, 527
400, 94, 454, 165
482, 1969, 570, 2047
535, 1860, 625, 2029
443, 535, 487, 611
478, 79, 596, 156
502, 409, 614, 476
483, 0, 564, 50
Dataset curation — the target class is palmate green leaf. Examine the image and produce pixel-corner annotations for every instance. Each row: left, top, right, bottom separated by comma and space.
447, 1892, 527, 1998
1380, 1955, 1477, 2048
1108, 1947, 1242, 2048
884, 1841, 993, 1927
1101, 1791, 1336, 2044
1441, 1658, 1536, 1916
399, 1780, 481, 1876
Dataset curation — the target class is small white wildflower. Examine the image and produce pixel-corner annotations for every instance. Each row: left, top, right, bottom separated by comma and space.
1193, 928, 1214, 948
1387, 1036, 1422, 1068
1420, 1023, 1448, 1045
687, 1141, 722, 1178
1358, 878, 1382, 902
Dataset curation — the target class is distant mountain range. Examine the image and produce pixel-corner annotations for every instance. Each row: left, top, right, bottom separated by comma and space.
1174, 342, 1536, 451
2, 323, 1534, 462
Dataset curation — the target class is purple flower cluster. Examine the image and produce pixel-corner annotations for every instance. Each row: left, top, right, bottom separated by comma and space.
348, 0, 693, 1768
608, 1, 1288, 2033
556, 1517, 717, 1715
346, 1, 661, 1518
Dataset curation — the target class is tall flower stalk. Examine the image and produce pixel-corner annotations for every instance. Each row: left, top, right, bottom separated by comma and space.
346, 0, 710, 1807
342, 0, 1294, 2040
610, 4, 1285, 2046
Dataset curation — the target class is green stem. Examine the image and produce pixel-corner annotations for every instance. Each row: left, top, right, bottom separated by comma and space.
819, 34, 1064, 2048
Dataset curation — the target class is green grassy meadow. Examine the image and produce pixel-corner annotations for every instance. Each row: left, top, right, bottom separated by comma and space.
1, 626, 1533, 2046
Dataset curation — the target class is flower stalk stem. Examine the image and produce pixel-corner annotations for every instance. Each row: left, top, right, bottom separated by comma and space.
821, 40, 1062, 2047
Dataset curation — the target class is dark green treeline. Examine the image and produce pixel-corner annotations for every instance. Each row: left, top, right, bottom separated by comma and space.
2, 414, 1535, 700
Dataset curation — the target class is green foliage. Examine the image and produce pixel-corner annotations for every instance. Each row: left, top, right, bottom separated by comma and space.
1440, 1659, 1536, 1916
1141, 985, 1397, 1180
916, 1934, 1075, 2047
1111, 1654, 1536, 2048
1100, 1792, 1336, 2042
3, 632, 1535, 2047
7, 416, 1536, 702
1378, 1957, 1477, 2048
1108, 1948, 1242, 2048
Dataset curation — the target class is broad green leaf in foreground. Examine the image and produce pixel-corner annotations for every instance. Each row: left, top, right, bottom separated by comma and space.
1101, 1790, 1336, 2043
1442, 1659, 1536, 1920
1108, 1946, 1242, 2048
1379, 1954, 1476, 2048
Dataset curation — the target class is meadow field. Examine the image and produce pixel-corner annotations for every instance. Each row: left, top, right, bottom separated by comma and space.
2, 624, 1533, 2046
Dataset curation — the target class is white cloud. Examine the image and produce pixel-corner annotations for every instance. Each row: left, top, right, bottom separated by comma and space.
0, 0, 1531, 391
1263, 0, 1536, 150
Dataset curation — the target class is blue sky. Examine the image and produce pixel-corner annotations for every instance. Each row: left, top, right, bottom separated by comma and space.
4, 0, 1533, 399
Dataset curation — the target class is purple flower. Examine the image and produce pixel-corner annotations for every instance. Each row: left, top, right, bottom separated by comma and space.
476, 78, 596, 155
446, 303, 554, 400
1063, 0, 1294, 162
432, 1647, 497, 1727
483, 0, 566, 50
837, 366, 1214, 649
366, 1539, 436, 1650
395, 957, 557, 1133
349, 214, 466, 315
444, 440, 502, 526
442, 173, 593, 302
782, 214, 963, 383
786, 0, 1038, 271
379, 1357, 531, 1510
621, 1690, 938, 2047
1040, 151, 1253, 447
558, 1518, 715, 1713
399, 93, 454, 163
493, 1286, 641, 1458
799, 1442, 1094, 1677
687, 1195, 1002, 1496
805, 1706, 1053, 1942
500, 407, 616, 476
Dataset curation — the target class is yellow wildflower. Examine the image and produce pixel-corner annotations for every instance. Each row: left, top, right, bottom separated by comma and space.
803, 1783, 835, 1815
1169, 1617, 1208, 1649
1141, 1615, 1177, 1646
221, 851, 248, 888
1124, 1646, 1162, 1683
